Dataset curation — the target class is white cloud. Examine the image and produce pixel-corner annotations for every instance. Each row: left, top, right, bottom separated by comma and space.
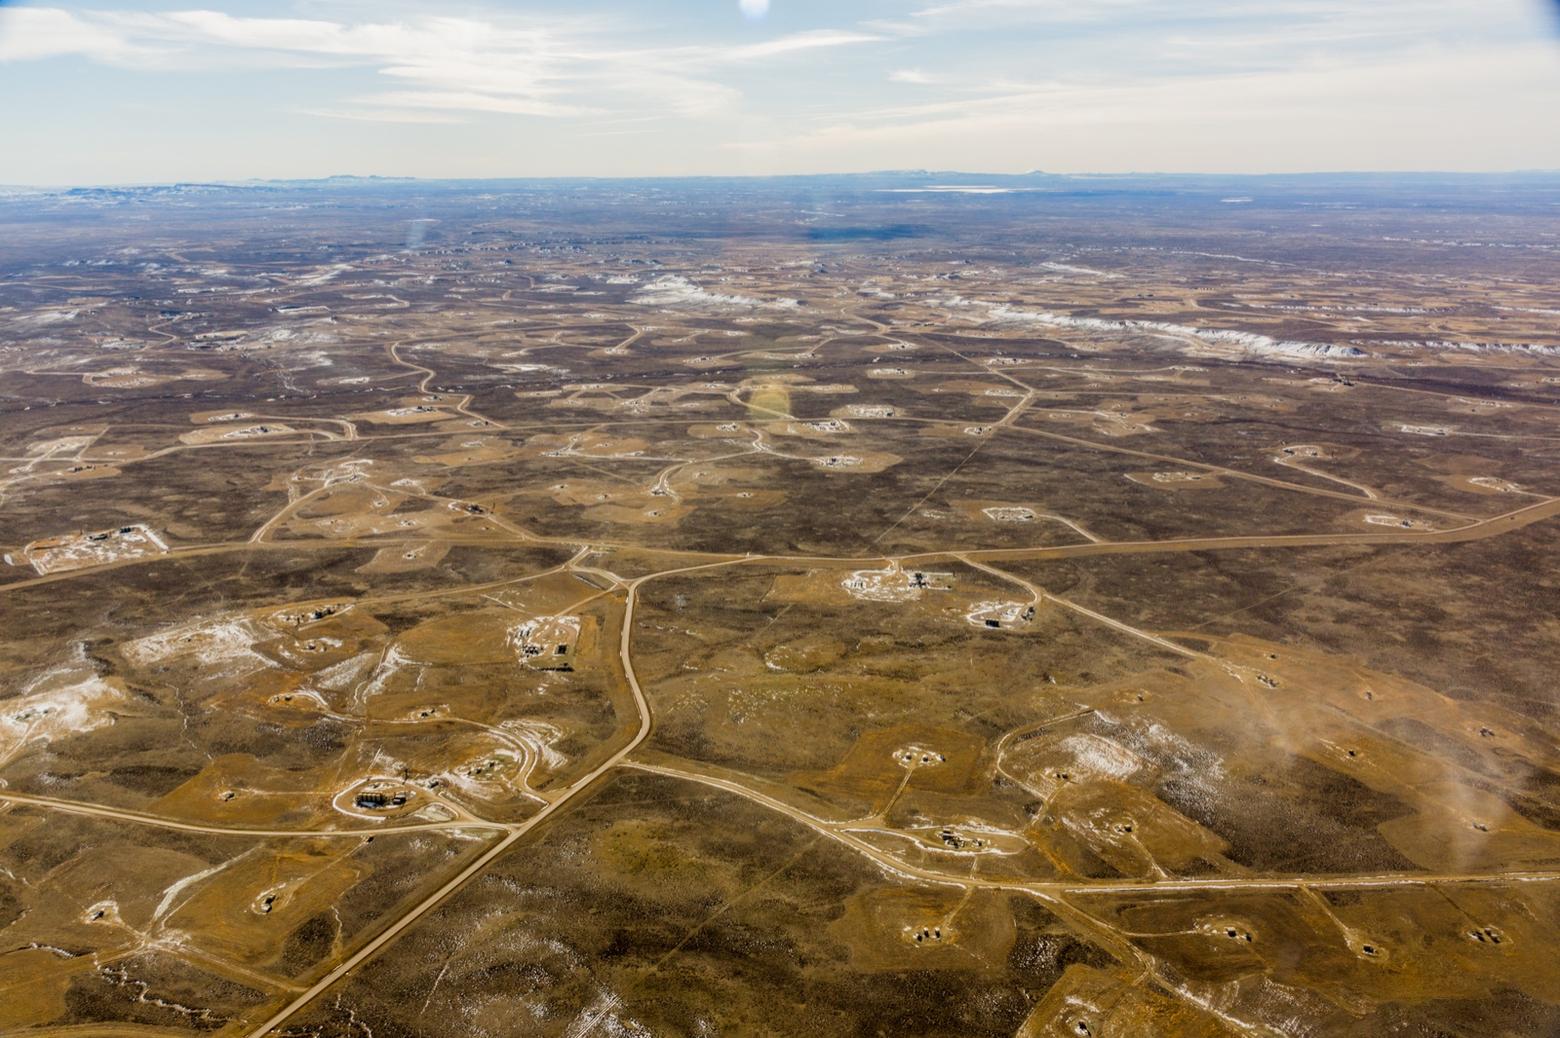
727, 41, 1560, 173
0, 8, 887, 126
0, 7, 158, 62
873, 0, 1523, 43
728, 30, 884, 60
911, 0, 1083, 19
0, 8, 742, 122
300, 107, 467, 125
358, 90, 590, 119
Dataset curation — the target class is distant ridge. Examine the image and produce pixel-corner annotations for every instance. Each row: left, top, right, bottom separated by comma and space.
15, 169, 1560, 193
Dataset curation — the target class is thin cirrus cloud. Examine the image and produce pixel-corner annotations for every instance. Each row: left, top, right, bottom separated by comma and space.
726, 29, 884, 60
296, 106, 467, 126
0, 6, 165, 62
730, 36, 1560, 175
0, 6, 884, 124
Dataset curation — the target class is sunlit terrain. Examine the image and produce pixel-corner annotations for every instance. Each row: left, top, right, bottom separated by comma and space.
1, 173, 1558, 1036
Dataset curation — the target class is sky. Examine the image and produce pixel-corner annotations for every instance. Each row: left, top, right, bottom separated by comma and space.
2, 0, 1559, 184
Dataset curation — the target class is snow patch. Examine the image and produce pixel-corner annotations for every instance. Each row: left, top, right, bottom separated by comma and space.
631, 276, 799, 311
983, 303, 1365, 360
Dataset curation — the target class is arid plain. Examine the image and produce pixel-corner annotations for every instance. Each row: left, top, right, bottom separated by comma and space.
2, 175, 1558, 1037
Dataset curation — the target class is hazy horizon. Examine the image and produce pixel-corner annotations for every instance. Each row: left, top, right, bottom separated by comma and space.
12, 167, 1560, 192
